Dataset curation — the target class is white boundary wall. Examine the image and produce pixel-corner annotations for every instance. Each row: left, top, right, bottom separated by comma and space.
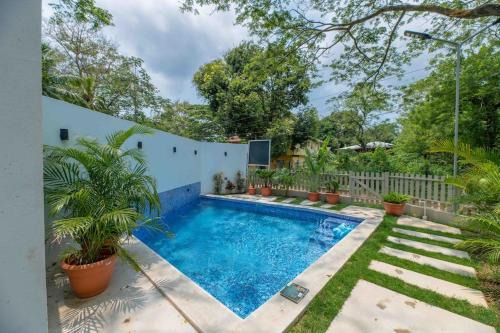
43, 97, 248, 194
0, 1, 48, 332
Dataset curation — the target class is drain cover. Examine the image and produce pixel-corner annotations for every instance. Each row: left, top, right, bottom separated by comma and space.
280, 283, 309, 303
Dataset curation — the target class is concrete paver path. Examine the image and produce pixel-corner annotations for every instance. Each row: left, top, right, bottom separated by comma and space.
387, 236, 470, 259
379, 246, 476, 278
397, 216, 461, 234
369, 260, 488, 307
326, 280, 495, 333
393, 227, 461, 244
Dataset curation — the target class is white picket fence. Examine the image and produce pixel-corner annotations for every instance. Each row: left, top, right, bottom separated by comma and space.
257, 170, 458, 212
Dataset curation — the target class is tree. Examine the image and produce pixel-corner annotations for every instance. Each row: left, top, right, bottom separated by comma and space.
329, 83, 390, 149
193, 42, 314, 139
365, 121, 399, 143
266, 117, 295, 158
43, 7, 164, 120
292, 107, 320, 147
154, 101, 225, 142
394, 42, 500, 174
182, 1, 499, 85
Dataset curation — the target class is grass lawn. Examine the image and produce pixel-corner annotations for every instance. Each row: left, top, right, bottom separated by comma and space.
288, 214, 500, 332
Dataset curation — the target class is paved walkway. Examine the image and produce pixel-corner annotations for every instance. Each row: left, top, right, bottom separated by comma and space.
328, 215, 495, 333
326, 280, 495, 333
46, 246, 196, 333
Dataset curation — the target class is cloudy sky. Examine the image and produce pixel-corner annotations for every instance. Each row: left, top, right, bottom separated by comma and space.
42, 0, 431, 118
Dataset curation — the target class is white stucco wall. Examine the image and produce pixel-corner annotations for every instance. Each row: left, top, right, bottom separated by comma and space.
43, 97, 248, 194
200, 142, 249, 193
0, 1, 48, 333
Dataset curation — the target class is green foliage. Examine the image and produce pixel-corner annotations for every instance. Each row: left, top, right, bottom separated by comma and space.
50, 0, 113, 28
225, 180, 236, 193
43, 5, 164, 120
193, 41, 314, 142
213, 172, 224, 194
266, 117, 295, 157
235, 170, 246, 192
430, 140, 500, 264
396, 42, 500, 173
382, 192, 410, 204
292, 107, 320, 147
43, 125, 162, 266
273, 168, 295, 196
182, 1, 498, 85
256, 169, 275, 187
304, 139, 331, 192
247, 168, 257, 187
154, 101, 225, 142
325, 179, 339, 193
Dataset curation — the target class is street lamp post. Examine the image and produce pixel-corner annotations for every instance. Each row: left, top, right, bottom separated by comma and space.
404, 20, 498, 211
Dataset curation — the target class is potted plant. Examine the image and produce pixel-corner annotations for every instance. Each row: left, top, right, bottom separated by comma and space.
325, 179, 340, 204
235, 170, 246, 193
225, 180, 236, 194
213, 172, 224, 194
247, 168, 257, 195
43, 125, 163, 298
273, 168, 295, 197
383, 192, 410, 216
304, 139, 331, 202
256, 169, 275, 196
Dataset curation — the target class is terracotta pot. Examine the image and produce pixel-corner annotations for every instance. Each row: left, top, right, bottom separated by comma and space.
308, 191, 320, 202
61, 254, 117, 298
260, 187, 272, 196
326, 192, 340, 204
383, 202, 406, 216
247, 187, 256, 195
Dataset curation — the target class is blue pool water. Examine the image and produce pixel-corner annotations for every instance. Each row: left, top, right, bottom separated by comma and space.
135, 198, 360, 318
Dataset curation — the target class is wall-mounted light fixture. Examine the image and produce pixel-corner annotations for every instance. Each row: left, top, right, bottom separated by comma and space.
194, 150, 197, 155
59, 128, 69, 141
137, 141, 143, 149
173, 146, 177, 153
224, 151, 228, 156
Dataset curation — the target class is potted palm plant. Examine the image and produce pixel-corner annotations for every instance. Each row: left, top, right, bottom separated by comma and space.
43, 125, 162, 298
325, 179, 340, 204
304, 139, 331, 202
256, 169, 275, 196
273, 168, 295, 197
383, 192, 410, 216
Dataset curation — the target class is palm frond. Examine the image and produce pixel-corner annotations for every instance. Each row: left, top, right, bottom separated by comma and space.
456, 239, 500, 264
106, 125, 154, 149
52, 216, 94, 242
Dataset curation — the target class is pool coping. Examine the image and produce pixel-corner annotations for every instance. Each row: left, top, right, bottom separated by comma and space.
130, 195, 384, 333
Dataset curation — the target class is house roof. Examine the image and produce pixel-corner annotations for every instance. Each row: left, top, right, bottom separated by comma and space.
338, 141, 393, 150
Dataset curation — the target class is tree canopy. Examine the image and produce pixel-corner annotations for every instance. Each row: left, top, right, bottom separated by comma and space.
193, 42, 315, 139
182, 0, 499, 85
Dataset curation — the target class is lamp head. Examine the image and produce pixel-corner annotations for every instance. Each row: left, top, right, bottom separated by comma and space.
404, 30, 432, 40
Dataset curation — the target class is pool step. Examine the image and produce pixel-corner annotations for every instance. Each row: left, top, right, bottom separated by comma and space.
379, 246, 476, 278
387, 236, 470, 259
369, 260, 488, 307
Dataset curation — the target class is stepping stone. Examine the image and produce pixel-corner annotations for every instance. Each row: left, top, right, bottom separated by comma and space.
379, 246, 476, 278
387, 236, 470, 259
393, 227, 462, 244
339, 206, 384, 219
260, 196, 277, 202
299, 200, 315, 206
369, 260, 487, 307
326, 280, 495, 333
397, 216, 461, 235
320, 203, 333, 209
281, 198, 295, 204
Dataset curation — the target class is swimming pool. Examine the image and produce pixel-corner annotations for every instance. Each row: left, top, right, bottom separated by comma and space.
135, 197, 361, 318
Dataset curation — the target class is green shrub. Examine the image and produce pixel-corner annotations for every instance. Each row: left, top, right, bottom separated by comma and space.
213, 172, 224, 194
256, 169, 275, 187
273, 168, 295, 196
235, 170, 246, 192
383, 192, 410, 204
325, 179, 339, 193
